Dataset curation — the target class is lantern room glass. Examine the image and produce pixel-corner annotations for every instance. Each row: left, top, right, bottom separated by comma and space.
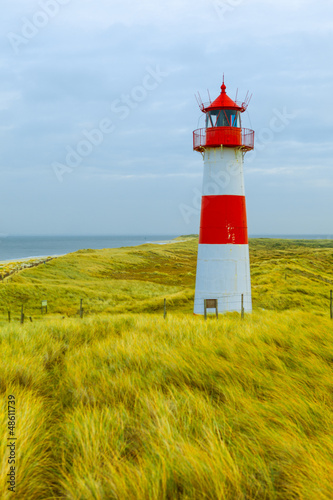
206, 109, 241, 129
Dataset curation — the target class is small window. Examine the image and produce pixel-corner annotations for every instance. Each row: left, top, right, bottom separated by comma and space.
206, 110, 241, 128
206, 110, 219, 128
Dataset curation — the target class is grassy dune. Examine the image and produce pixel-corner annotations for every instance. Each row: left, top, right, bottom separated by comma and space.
1, 237, 333, 320
1, 237, 333, 499
0, 237, 197, 320
251, 239, 333, 312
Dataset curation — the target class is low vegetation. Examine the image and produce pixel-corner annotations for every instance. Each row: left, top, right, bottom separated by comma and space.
0, 256, 53, 281
0, 237, 333, 499
0, 237, 198, 320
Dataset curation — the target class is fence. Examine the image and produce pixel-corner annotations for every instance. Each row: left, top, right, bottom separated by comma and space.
2, 291, 333, 323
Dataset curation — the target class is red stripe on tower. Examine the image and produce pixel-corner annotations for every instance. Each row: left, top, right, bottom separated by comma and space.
199, 195, 248, 245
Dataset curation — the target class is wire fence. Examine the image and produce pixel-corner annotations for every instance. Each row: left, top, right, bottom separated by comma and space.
2, 290, 332, 324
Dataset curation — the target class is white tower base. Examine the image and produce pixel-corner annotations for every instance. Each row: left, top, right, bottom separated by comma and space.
194, 243, 252, 315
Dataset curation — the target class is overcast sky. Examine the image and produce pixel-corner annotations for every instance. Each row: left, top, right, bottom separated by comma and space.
0, 0, 332, 236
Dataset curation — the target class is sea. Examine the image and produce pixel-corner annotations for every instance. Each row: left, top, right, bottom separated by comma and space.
0, 235, 179, 262
0, 234, 332, 262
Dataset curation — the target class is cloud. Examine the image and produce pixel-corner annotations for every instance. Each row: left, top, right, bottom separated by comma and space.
0, 0, 332, 235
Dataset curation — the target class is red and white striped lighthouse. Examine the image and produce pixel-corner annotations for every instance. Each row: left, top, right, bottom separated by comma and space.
193, 78, 254, 315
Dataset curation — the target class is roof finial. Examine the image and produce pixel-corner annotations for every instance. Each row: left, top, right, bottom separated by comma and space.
221, 74, 226, 94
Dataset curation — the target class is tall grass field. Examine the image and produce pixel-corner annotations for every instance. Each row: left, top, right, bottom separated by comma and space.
1, 237, 333, 499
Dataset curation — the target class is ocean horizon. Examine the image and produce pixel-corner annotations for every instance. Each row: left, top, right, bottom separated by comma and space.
0, 234, 332, 262
0, 235, 179, 262
250, 234, 333, 239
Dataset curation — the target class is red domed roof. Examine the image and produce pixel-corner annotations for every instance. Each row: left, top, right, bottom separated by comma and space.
203, 81, 242, 112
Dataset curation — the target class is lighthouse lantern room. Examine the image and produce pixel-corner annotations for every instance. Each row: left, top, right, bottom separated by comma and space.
193, 78, 254, 315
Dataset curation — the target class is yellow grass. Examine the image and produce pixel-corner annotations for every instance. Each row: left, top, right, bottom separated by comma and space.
0, 237, 333, 498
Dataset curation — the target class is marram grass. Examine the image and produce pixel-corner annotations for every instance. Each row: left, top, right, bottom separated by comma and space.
1, 311, 333, 499
1, 237, 333, 319
1, 237, 333, 498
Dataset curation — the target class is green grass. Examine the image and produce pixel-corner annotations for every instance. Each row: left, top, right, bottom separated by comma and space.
1, 237, 333, 319
250, 238, 333, 312
1, 237, 333, 499
0, 239, 198, 319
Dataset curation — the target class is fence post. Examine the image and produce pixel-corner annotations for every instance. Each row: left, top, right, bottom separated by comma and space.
163, 298, 167, 319
20, 305, 24, 324
204, 299, 207, 320
80, 299, 83, 319
241, 294, 244, 319
330, 290, 333, 320
8, 311, 10, 323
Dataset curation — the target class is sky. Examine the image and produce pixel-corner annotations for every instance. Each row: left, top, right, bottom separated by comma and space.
0, 0, 333, 236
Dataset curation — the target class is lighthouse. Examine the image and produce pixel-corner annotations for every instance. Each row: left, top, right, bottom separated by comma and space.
193, 78, 254, 315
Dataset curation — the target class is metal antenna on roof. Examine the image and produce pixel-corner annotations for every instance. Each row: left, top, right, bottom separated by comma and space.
195, 92, 204, 111
241, 91, 253, 111
207, 89, 211, 104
